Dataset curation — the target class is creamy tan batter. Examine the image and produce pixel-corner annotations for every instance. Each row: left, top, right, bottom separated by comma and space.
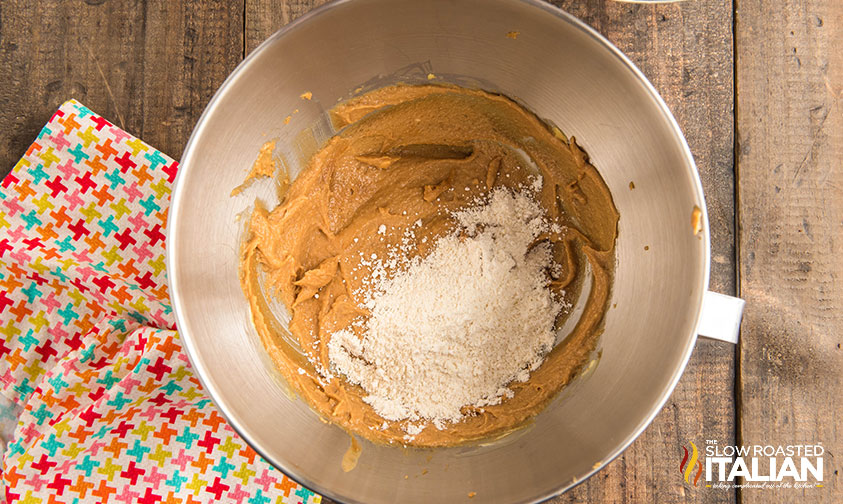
239, 84, 619, 446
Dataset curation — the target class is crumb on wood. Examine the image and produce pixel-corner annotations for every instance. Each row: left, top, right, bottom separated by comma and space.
691, 205, 703, 235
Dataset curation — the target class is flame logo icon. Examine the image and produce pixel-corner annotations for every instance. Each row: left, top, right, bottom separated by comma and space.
679, 442, 704, 486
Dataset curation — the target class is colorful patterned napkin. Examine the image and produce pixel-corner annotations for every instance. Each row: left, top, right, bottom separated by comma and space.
0, 100, 321, 504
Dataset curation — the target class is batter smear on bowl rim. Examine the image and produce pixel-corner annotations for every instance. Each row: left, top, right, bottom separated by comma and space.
239, 84, 619, 447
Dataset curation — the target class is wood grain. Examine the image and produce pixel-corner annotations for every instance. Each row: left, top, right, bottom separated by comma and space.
0, 0, 244, 179
245, 0, 332, 55
548, 1, 737, 502
736, 0, 842, 501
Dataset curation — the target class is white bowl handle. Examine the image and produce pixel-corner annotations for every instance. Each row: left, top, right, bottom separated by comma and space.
696, 291, 745, 344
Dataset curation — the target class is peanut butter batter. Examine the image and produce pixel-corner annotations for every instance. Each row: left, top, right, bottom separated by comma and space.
239, 84, 619, 446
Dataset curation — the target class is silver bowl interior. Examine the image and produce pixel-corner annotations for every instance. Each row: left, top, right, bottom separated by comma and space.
168, 0, 710, 502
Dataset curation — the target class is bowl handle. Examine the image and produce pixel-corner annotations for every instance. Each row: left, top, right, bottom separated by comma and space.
696, 291, 745, 344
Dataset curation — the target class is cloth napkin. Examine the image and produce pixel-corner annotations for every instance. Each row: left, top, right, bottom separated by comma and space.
0, 100, 321, 504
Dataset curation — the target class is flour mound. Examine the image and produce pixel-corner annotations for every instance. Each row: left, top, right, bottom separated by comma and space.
327, 185, 563, 426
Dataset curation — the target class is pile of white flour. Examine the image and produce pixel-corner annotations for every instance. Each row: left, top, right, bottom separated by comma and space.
327, 182, 564, 432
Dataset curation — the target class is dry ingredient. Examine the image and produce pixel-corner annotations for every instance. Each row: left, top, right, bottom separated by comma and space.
328, 182, 565, 434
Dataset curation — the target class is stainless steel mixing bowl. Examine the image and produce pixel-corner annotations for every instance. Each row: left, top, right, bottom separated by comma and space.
168, 0, 741, 502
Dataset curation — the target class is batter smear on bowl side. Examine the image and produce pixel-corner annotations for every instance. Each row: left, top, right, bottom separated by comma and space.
239, 84, 619, 446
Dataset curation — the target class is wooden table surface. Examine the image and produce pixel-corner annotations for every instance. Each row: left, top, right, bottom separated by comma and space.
1, 0, 840, 502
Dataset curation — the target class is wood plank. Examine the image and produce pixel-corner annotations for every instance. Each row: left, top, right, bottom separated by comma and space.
547, 1, 736, 502
0, 0, 244, 179
246, 0, 332, 55
736, 0, 842, 501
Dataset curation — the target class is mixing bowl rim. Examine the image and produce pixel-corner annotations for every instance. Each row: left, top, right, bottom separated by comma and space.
167, 0, 712, 502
